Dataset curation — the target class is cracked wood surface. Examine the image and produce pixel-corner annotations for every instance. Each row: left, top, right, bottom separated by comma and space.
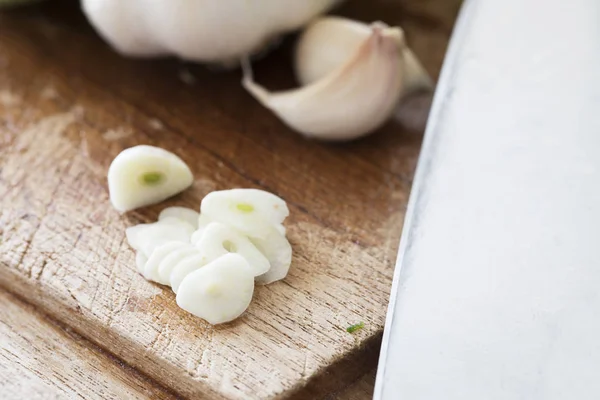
0, 284, 375, 400
0, 1, 460, 399
0, 289, 177, 400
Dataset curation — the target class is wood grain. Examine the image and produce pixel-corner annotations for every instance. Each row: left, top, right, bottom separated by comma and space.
0, 1, 460, 398
0, 289, 177, 400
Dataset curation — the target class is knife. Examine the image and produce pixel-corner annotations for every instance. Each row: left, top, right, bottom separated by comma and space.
375, 0, 600, 398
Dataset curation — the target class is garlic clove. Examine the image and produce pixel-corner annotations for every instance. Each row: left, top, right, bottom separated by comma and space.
252, 227, 293, 285
295, 17, 432, 95
170, 253, 210, 294
295, 16, 370, 86
201, 188, 288, 239
108, 145, 193, 213
196, 222, 270, 277
126, 217, 195, 258
156, 245, 201, 286
143, 241, 188, 282
158, 206, 200, 229
401, 48, 433, 95
242, 22, 407, 141
176, 253, 255, 325
135, 252, 148, 274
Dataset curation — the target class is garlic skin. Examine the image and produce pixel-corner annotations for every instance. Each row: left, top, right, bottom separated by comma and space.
82, 0, 343, 65
176, 254, 255, 325
243, 21, 409, 141
294, 17, 432, 95
108, 145, 193, 212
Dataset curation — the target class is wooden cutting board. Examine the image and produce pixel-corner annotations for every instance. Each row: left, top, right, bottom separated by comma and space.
0, 1, 459, 399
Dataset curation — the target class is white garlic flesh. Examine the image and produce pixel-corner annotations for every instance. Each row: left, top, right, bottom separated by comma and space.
252, 226, 293, 285
190, 213, 213, 244
158, 206, 200, 229
135, 252, 148, 274
156, 245, 201, 286
176, 253, 255, 325
126, 217, 195, 258
108, 145, 193, 212
82, 0, 343, 65
143, 241, 188, 282
201, 189, 288, 239
170, 253, 210, 294
295, 17, 432, 94
243, 19, 429, 141
196, 222, 270, 277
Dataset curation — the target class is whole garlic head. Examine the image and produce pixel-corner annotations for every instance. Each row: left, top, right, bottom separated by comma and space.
82, 0, 343, 64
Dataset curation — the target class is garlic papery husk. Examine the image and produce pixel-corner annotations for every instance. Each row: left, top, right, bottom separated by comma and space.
242, 22, 407, 141
81, 0, 343, 65
295, 17, 432, 95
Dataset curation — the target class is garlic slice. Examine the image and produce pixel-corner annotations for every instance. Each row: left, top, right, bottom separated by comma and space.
158, 206, 200, 229
252, 227, 293, 285
144, 241, 187, 282
156, 245, 200, 286
170, 253, 210, 294
176, 253, 255, 325
135, 252, 148, 274
243, 20, 419, 141
108, 145, 193, 212
126, 217, 195, 258
196, 222, 270, 277
201, 189, 288, 239
295, 17, 432, 94
190, 213, 213, 244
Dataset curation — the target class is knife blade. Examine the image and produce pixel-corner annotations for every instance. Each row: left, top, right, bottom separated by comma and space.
375, 0, 600, 398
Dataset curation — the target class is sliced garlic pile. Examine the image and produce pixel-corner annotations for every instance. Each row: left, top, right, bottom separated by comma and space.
125, 190, 292, 324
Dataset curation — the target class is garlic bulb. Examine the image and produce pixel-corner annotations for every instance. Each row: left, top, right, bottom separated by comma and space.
295, 17, 432, 94
82, 0, 343, 65
243, 19, 430, 141
108, 145, 193, 212
176, 254, 255, 325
